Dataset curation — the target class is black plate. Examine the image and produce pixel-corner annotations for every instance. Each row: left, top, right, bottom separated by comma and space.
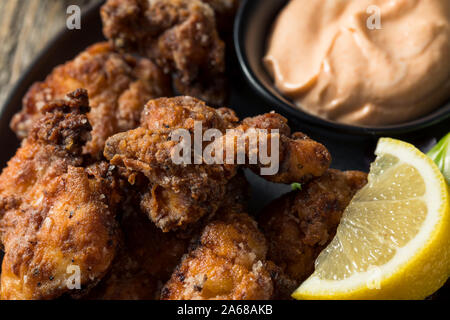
0, 0, 448, 300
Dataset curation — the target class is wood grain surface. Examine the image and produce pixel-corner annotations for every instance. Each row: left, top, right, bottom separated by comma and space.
0, 0, 101, 111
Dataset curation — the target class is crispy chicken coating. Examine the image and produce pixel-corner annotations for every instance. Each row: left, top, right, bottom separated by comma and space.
104, 97, 239, 231
142, 98, 330, 184
0, 90, 120, 300
258, 169, 368, 298
161, 211, 273, 300
104, 126, 238, 232
228, 113, 331, 184
101, 0, 227, 105
140, 96, 239, 132
10, 42, 171, 158
104, 96, 331, 232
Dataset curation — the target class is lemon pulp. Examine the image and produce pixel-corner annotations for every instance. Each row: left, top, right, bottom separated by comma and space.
294, 138, 449, 300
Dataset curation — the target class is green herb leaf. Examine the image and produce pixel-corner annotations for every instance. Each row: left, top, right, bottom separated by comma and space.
427, 132, 450, 185
291, 182, 302, 191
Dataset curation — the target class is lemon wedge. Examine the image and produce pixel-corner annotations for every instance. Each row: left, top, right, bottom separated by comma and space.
293, 138, 450, 300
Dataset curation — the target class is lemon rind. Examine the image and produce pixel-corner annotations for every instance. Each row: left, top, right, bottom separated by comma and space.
294, 138, 450, 300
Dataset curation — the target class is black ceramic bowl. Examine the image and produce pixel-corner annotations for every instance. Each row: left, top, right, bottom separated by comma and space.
234, 0, 450, 136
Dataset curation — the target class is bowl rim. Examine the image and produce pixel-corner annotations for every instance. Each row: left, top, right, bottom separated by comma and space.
233, 0, 450, 136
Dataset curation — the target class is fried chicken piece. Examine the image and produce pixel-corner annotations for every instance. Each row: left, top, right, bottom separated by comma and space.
10, 42, 171, 158
161, 211, 273, 300
0, 90, 120, 300
226, 113, 331, 184
258, 169, 368, 298
105, 127, 238, 231
160, 174, 272, 300
101, 0, 227, 105
105, 97, 239, 231
137, 97, 241, 230
104, 96, 331, 232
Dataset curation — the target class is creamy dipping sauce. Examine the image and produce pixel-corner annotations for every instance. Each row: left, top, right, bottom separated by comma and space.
264, 0, 450, 126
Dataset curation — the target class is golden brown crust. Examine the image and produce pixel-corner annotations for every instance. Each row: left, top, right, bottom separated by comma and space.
0, 90, 120, 300
140, 96, 238, 132
104, 96, 240, 231
104, 126, 237, 231
161, 211, 273, 300
258, 169, 368, 298
232, 113, 332, 184
10, 42, 171, 158
101, 0, 227, 105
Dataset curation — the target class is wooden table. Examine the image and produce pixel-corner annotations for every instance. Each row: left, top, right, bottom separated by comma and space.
0, 0, 100, 111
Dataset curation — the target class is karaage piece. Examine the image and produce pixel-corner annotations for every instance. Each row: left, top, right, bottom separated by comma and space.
104, 96, 331, 231
10, 42, 171, 158
104, 127, 238, 231
101, 0, 227, 105
258, 169, 368, 297
105, 97, 240, 231
0, 90, 120, 300
161, 211, 273, 300
160, 172, 272, 300
225, 113, 332, 184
